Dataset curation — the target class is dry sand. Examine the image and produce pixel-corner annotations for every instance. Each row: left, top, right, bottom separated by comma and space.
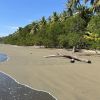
0, 44, 100, 100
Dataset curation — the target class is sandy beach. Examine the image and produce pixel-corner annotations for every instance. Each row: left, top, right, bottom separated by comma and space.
0, 44, 100, 100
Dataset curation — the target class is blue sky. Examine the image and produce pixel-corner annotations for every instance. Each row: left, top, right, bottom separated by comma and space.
0, 0, 67, 37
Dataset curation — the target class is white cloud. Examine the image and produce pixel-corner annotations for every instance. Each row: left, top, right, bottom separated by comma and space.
7, 26, 19, 30
0, 33, 9, 37
0, 25, 19, 37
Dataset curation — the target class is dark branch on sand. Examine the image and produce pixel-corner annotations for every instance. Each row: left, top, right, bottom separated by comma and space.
44, 53, 91, 64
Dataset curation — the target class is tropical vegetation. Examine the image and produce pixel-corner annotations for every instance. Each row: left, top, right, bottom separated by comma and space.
1, 0, 100, 49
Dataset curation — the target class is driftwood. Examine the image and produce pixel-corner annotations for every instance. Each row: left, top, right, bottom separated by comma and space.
44, 53, 91, 64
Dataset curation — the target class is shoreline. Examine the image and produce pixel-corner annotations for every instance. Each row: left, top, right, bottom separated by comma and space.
0, 71, 57, 100
0, 44, 100, 100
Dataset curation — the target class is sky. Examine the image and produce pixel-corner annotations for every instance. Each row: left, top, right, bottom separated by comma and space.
0, 0, 67, 37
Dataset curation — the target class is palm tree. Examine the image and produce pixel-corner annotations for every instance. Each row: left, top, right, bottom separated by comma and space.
39, 16, 47, 29
67, 0, 100, 12
51, 12, 59, 23
85, 0, 100, 7
48, 16, 52, 23
60, 10, 69, 21
30, 22, 39, 34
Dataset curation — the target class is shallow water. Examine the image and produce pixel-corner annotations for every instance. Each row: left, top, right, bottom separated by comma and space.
0, 72, 56, 100
0, 53, 8, 62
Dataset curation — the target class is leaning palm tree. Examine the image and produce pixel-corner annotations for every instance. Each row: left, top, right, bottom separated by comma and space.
67, 0, 100, 12
68, 0, 100, 7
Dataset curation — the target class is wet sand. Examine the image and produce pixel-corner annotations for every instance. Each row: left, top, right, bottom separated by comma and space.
0, 44, 100, 100
0, 72, 56, 100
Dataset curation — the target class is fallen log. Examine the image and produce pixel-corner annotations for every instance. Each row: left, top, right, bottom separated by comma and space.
44, 53, 91, 64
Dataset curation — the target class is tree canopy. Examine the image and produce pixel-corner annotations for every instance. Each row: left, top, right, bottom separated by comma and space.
2, 1, 100, 49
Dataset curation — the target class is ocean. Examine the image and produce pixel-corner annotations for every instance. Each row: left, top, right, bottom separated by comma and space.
0, 72, 56, 100
0, 53, 8, 62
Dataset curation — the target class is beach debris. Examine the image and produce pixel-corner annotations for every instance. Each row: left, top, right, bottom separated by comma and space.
44, 53, 91, 64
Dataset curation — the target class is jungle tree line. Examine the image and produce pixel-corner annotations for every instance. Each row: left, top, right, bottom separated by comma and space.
2, 0, 100, 49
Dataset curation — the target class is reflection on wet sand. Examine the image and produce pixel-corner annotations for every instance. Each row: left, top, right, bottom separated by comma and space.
0, 72, 56, 100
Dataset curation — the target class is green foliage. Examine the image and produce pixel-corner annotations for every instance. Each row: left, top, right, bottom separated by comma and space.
85, 14, 100, 49
87, 14, 100, 35
67, 33, 81, 47
67, 0, 100, 14
1, 2, 100, 50
2, 14, 89, 48
64, 15, 86, 34
58, 34, 68, 48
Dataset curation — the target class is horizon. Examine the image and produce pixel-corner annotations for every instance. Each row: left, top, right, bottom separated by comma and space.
0, 0, 66, 37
